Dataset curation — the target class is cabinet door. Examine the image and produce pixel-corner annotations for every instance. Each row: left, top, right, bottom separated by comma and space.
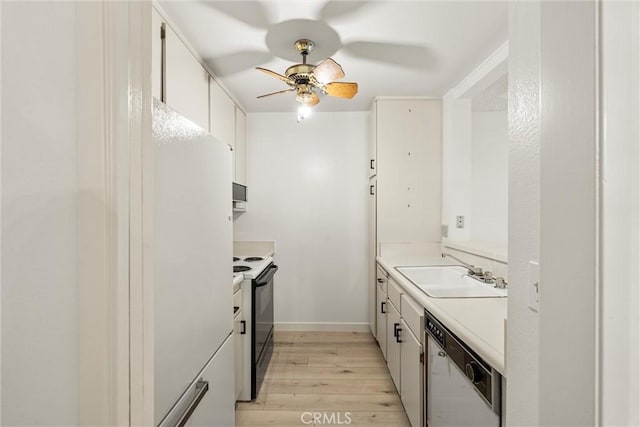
233, 312, 245, 400
234, 106, 247, 185
400, 319, 422, 427
386, 302, 401, 391
377, 99, 442, 243
151, 8, 163, 100
209, 78, 235, 149
164, 24, 209, 130
369, 100, 377, 178
368, 178, 377, 335
185, 336, 236, 427
376, 284, 387, 360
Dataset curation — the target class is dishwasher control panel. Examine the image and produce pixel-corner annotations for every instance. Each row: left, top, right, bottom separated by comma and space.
426, 316, 446, 348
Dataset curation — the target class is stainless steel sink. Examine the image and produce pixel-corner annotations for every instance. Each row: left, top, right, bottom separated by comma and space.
395, 265, 507, 298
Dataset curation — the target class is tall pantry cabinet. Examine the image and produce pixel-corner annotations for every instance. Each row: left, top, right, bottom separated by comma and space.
368, 98, 442, 336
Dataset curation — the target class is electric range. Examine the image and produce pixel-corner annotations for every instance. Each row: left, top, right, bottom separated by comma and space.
233, 256, 273, 279
232, 255, 278, 401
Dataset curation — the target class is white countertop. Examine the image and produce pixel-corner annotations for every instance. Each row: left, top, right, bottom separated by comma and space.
377, 255, 507, 375
233, 273, 243, 288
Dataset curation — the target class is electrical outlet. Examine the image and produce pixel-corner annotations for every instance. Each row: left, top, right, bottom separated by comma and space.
456, 216, 465, 229
441, 225, 449, 238
528, 261, 539, 312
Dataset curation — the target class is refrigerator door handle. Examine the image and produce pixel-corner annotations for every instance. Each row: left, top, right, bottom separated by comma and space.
175, 379, 209, 427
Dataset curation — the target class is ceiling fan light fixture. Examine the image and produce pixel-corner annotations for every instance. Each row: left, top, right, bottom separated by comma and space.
296, 91, 313, 104
255, 38, 358, 110
297, 104, 312, 123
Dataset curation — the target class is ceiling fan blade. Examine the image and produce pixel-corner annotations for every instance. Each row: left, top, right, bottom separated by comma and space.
324, 82, 358, 99
255, 67, 294, 86
257, 88, 296, 99
312, 58, 345, 85
307, 92, 320, 107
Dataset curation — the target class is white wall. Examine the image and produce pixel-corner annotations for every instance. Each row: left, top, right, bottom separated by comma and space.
600, 2, 639, 424
441, 96, 472, 242
506, 1, 541, 424
538, 2, 598, 424
2, 3, 79, 424
234, 112, 369, 328
470, 111, 508, 245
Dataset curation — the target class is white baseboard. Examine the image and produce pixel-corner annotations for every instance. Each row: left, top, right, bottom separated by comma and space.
274, 322, 371, 332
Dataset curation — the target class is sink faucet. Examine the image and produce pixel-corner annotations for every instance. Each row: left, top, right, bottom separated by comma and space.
441, 253, 483, 276
494, 277, 508, 289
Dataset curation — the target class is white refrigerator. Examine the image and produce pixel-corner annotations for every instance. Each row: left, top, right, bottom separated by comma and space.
153, 100, 234, 426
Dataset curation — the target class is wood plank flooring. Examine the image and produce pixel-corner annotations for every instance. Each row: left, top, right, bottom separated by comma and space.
236, 331, 411, 427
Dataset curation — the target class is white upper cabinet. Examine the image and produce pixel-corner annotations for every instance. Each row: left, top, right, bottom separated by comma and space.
151, 8, 163, 101
234, 106, 247, 186
209, 78, 236, 149
369, 101, 377, 178
164, 24, 210, 130
152, 5, 249, 186
376, 99, 442, 244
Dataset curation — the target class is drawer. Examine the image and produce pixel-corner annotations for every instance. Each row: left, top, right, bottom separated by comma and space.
388, 277, 403, 312
377, 264, 389, 295
233, 288, 243, 319
401, 293, 424, 340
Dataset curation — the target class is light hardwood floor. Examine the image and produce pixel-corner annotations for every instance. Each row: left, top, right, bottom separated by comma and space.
236, 331, 411, 427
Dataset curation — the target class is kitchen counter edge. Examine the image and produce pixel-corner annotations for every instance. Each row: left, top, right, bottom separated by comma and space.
376, 256, 506, 375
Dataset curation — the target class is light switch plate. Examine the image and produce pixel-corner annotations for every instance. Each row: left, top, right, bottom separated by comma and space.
528, 261, 539, 312
441, 225, 449, 238
456, 216, 465, 229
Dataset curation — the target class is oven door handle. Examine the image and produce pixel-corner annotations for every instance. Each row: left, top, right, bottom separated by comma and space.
255, 265, 278, 287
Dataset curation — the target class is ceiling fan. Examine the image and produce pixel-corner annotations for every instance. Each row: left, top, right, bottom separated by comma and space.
255, 39, 358, 107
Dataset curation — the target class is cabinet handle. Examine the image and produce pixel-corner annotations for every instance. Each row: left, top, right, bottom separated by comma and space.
160, 23, 166, 103
370, 159, 375, 170
396, 326, 402, 343
380, 301, 386, 314
393, 322, 400, 337
437, 350, 447, 358
369, 184, 375, 195
240, 320, 246, 335
377, 278, 384, 283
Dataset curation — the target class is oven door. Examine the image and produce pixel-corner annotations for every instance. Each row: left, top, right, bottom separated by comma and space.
251, 263, 277, 398
253, 264, 277, 355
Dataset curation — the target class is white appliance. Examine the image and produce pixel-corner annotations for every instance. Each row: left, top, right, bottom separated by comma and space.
424, 310, 501, 427
153, 100, 234, 426
233, 256, 276, 401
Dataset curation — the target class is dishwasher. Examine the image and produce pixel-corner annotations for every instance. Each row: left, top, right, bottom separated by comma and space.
424, 310, 501, 427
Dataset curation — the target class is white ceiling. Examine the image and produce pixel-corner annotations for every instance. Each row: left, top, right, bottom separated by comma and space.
159, 1, 508, 113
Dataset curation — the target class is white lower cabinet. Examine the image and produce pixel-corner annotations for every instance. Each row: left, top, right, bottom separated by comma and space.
386, 301, 402, 391
400, 318, 422, 427
185, 335, 235, 427
233, 291, 245, 400
376, 284, 388, 360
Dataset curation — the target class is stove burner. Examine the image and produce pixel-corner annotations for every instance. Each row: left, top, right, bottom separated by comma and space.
233, 257, 240, 262
244, 257, 264, 262
234, 265, 251, 273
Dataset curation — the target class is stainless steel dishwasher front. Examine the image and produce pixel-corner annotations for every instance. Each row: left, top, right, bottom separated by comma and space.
424, 310, 501, 427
